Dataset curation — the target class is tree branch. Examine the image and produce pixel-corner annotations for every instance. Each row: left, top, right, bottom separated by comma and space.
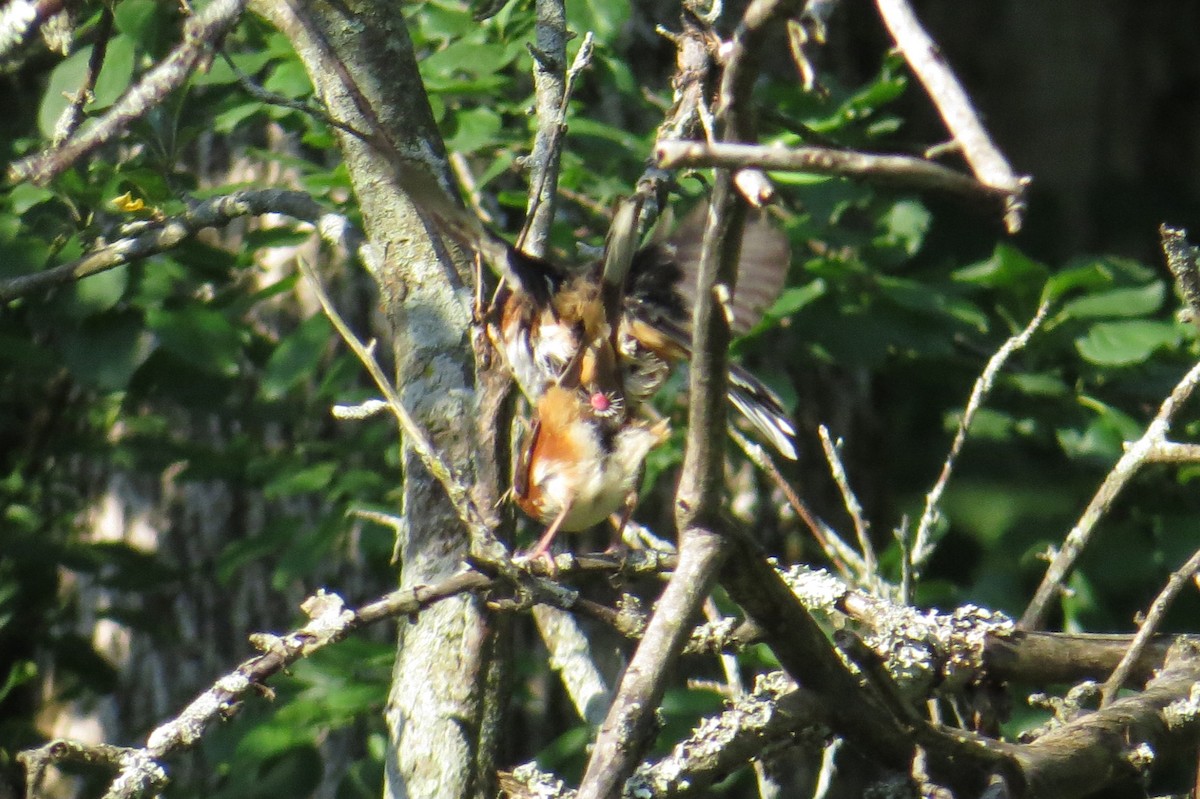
873, 0, 1028, 233
0, 0, 65, 64
0, 189, 361, 304
655, 139, 1013, 206
911, 299, 1052, 573
1101, 546, 1200, 706
1022, 354, 1200, 630
9, 0, 248, 186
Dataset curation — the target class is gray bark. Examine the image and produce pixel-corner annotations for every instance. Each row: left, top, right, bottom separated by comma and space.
250, 3, 500, 798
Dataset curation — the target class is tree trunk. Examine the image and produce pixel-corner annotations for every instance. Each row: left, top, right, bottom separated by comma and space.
250, 3, 502, 798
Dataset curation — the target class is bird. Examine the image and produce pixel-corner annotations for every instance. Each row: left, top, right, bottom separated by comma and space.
512, 384, 671, 559
492, 202, 799, 459
382, 159, 797, 457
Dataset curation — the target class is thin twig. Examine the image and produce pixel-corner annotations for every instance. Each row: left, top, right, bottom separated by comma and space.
729, 427, 863, 581
217, 47, 373, 142
1020, 358, 1200, 630
873, 0, 1028, 233
817, 425, 875, 584
51, 4, 113, 146
449, 152, 496, 225
0, 189, 361, 303
10, 0, 248, 186
297, 258, 489, 540
656, 140, 1012, 206
1021, 229, 1200, 630
912, 299, 1051, 569
1100, 546, 1200, 706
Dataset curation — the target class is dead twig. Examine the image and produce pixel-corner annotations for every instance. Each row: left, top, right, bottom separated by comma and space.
1100, 546, 1200, 706
911, 300, 1051, 573
817, 425, 875, 586
298, 258, 490, 540
656, 140, 1013, 207
873, 0, 1028, 233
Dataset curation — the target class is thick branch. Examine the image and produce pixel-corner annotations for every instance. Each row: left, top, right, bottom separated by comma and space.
1013, 646, 1200, 799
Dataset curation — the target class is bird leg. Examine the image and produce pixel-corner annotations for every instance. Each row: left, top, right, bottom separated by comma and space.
519, 504, 572, 574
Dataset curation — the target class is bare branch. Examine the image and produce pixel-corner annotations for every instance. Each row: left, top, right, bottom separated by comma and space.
817, 425, 875, 585
1101, 546, 1200, 706
1020, 357, 1200, 630
1142, 441, 1200, 463
656, 140, 1012, 205
0, 189, 361, 303
730, 427, 865, 582
912, 300, 1052, 570
9, 0, 248, 186
51, 5, 113, 146
874, 0, 1028, 232
298, 259, 491, 542
1013, 644, 1200, 799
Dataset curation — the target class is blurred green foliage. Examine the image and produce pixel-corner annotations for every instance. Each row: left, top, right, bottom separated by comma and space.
2, 0, 1199, 796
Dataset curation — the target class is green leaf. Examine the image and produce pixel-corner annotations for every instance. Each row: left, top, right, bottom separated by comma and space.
38, 35, 137, 137
9, 183, 55, 213
72, 263, 129, 314
1006, 372, 1070, 398
445, 106, 503, 153
264, 462, 338, 498
875, 198, 931, 256
92, 34, 138, 109
766, 279, 826, 319
877, 276, 989, 331
39, 51, 89, 138
262, 58, 313, 100
421, 40, 517, 86
146, 306, 243, 377
1041, 256, 1155, 303
192, 49, 274, 87
60, 312, 155, 390
567, 0, 630, 40
1074, 320, 1180, 366
0, 661, 37, 703
953, 243, 1048, 290
113, 0, 161, 46
260, 314, 332, 400
1059, 282, 1164, 321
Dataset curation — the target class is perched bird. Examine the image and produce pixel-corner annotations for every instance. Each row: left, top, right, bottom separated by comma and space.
493, 203, 798, 459
513, 384, 671, 559
384, 160, 796, 456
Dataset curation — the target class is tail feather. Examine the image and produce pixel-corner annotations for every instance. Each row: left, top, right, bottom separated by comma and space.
645, 318, 798, 459
728, 363, 798, 460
